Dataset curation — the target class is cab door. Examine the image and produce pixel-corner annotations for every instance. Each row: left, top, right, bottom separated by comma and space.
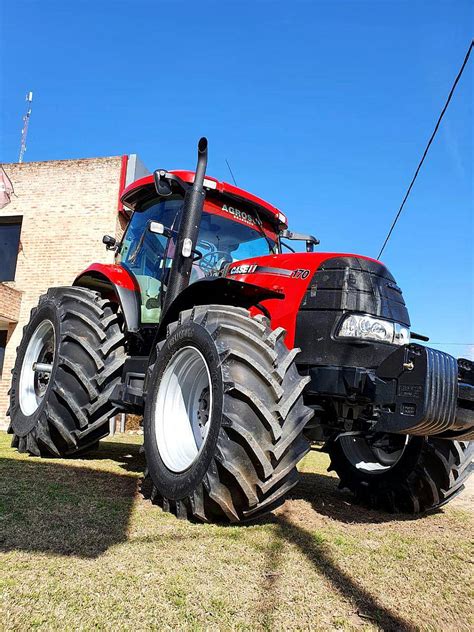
118, 196, 182, 324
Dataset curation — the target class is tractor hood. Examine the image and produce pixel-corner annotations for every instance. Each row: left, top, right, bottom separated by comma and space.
226, 252, 410, 368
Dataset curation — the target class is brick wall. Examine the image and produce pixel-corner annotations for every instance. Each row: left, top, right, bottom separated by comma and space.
0, 157, 124, 429
0, 284, 22, 322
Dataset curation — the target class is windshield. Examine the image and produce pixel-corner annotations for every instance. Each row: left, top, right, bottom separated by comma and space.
119, 196, 277, 278
117, 195, 278, 323
195, 201, 278, 276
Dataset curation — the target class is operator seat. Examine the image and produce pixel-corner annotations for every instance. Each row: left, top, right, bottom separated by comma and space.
134, 275, 162, 323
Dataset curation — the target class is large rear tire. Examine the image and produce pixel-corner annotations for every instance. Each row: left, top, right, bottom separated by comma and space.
8, 287, 126, 456
142, 305, 313, 523
327, 433, 473, 513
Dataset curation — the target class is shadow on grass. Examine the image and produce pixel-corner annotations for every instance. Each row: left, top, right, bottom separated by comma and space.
77, 439, 145, 474
291, 470, 426, 525
0, 440, 424, 564
0, 441, 144, 559
71, 439, 145, 472
1, 439, 420, 628
255, 471, 422, 629
260, 509, 417, 632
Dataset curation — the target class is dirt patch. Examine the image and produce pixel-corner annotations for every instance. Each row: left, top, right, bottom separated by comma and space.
452, 474, 474, 511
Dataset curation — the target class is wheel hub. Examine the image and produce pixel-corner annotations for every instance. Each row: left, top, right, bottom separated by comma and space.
340, 432, 408, 473
34, 349, 54, 397
197, 387, 210, 436
153, 346, 213, 472
19, 319, 55, 417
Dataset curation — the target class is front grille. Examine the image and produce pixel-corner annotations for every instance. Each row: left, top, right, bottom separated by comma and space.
301, 256, 409, 325
295, 256, 409, 368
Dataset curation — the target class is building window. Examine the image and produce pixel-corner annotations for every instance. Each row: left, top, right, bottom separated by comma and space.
0, 330, 7, 378
0, 216, 23, 282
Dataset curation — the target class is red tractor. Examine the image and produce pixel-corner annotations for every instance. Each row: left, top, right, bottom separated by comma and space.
8, 139, 473, 522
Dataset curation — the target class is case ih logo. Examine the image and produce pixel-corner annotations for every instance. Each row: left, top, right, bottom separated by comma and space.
229, 264, 311, 279
229, 264, 258, 275
222, 204, 257, 226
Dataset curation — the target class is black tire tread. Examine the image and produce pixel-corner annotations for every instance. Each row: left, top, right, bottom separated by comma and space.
8, 286, 126, 457
329, 436, 473, 513
144, 304, 312, 523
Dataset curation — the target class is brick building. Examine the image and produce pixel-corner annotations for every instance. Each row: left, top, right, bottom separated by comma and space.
0, 155, 147, 430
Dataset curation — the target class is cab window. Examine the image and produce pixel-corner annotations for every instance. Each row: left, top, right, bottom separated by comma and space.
118, 196, 182, 324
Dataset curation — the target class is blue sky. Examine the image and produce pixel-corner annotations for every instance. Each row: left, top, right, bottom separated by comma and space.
1, 1, 472, 358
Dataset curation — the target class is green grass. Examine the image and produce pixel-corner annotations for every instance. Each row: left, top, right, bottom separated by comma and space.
0, 431, 472, 631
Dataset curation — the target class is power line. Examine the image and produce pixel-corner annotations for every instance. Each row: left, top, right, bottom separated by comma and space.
377, 40, 473, 260
225, 158, 238, 186
429, 342, 474, 346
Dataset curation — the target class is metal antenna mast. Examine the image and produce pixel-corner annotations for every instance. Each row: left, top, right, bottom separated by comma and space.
18, 91, 33, 163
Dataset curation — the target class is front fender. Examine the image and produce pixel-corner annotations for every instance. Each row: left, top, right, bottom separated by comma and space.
158, 276, 284, 336
73, 263, 141, 333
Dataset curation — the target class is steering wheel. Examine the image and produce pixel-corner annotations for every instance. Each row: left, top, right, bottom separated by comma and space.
198, 250, 233, 273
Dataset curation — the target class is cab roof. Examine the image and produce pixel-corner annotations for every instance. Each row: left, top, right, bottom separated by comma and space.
120, 169, 288, 228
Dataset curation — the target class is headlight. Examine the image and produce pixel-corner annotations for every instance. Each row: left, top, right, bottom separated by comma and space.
337, 314, 410, 345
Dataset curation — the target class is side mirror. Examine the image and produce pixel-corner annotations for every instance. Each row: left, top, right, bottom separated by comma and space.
280, 229, 319, 251
102, 235, 117, 250
154, 169, 191, 197
154, 170, 173, 197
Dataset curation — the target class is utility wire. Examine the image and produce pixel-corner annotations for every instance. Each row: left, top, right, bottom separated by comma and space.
225, 158, 238, 186
429, 342, 474, 345
377, 40, 473, 260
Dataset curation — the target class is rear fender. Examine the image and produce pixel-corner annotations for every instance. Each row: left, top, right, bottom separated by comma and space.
73, 263, 141, 333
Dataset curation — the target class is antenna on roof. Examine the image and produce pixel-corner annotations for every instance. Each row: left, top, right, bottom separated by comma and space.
18, 91, 33, 163
225, 158, 238, 186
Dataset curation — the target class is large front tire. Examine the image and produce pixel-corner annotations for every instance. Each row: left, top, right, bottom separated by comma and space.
327, 433, 473, 513
8, 287, 126, 456
143, 305, 313, 523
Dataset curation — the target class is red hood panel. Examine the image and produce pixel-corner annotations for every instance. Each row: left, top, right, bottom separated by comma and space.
225, 252, 380, 347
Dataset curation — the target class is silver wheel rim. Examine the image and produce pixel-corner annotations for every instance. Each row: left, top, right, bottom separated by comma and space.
19, 319, 55, 416
340, 434, 409, 473
154, 346, 213, 472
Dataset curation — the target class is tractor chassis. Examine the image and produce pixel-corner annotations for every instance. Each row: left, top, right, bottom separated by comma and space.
113, 343, 474, 445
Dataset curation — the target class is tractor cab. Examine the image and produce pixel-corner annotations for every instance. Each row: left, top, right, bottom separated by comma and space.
119, 170, 284, 324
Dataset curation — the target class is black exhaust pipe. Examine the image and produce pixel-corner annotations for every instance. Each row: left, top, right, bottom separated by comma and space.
162, 137, 208, 315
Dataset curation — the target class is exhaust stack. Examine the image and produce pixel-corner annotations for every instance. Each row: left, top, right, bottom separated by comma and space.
162, 137, 208, 314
